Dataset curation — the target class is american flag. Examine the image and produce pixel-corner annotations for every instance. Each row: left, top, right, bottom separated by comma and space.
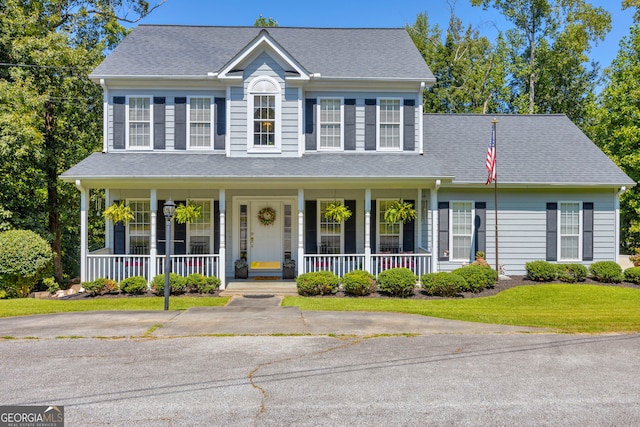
485, 125, 496, 185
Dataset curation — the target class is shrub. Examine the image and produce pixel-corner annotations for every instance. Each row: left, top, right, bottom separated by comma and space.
152, 273, 187, 295
83, 277, 118, 296
342, 270, 376, 296
623, 267, 640, 284
556, 264, 588, 283
185, 273, 220, 294
0, 230, 53, 298
526, 260, 557, 282
119, 276, 148, 294
296, 271, 339, 296
42, 277, 60, 294
452, 265, 497, 292
421, 272, 466, 297
590, 261, 623, 283
377, 268, 417, 297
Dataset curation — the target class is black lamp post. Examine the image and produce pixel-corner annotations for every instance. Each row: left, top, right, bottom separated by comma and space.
163, 198, 176, 311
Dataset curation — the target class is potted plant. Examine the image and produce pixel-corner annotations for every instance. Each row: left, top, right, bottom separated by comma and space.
472, 251, 489, 267
174, 203, 202, 224
384, 200, 416, 224
283, 258, 296, 279
103, 201, 134, 224
323, 201, 352, 222
234, 258, 248, 279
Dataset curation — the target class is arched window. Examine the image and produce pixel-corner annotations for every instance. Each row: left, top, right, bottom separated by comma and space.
247, 76, 281, 151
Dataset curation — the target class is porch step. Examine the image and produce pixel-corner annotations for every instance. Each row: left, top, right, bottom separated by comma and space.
221, 281, 298, 296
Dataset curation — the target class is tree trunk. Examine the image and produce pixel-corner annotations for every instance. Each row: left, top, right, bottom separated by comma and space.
44, 101, 63, 282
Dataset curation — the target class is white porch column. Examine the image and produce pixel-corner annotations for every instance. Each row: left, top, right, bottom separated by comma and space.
431, 180, 441, 273
298, 189, 305, 275
149, 189, 157, 281
219, 189, 226, 289
76, 180, 88, 283
105, 189, 112, 251
364, 189, 371, 272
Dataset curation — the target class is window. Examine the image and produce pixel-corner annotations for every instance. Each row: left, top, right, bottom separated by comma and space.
128, 97, 151, 148
378, 200, 401, 252
560, 202, 581, 260
239, 204, 248, 259
187, 200, 212, 254
319, 99, 342, 149
189, 97, 212, 149
451, 201, 473, 260
319, 200, 342, 254
378, 99, 401, 150
248, 77, 280, 151
127, 199, 150, 254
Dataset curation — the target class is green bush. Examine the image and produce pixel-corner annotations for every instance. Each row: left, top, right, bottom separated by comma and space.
83, 277, 118, 296
421, 272, 466, 297
342, 270, 376, 296
0, 230, 53, 298
296, 271, 339, 296
185, 273, 220, 293
377, 268, 417, 297
590, 261, 623, 283
152, 273, 187, 295
526, 260, 557, 282
451, 265, 497, 292
119, 276, 148, 294
556, 264, 588, 283
623, 267, 640, 284
42, 277, 60, 294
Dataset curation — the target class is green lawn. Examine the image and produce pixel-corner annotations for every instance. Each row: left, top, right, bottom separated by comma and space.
283, 284, 640, 333
0, 296, 229, 318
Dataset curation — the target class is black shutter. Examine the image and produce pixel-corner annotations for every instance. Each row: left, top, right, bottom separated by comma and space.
583, 202, 594, 261
475, 202, 486, 254
402, 200, 415, 252
344, 99, 356, 151
370, 201, 377, 253
174, 97, 186, 150
113, 200, 126, 254
305, 200, 317, 253
174, 201, 187, 255
113, 97, 126, 149
153, 97, 166, 149
344, 200, 356, 253
156, 200, 166, 255
438, 202, 449, 261
546, 203, 558, 261
305, 99, 317, 150
214, 201, 220, 254
403, 99, 415, 151
364, 99, 376, 151
214, 97, 226, 150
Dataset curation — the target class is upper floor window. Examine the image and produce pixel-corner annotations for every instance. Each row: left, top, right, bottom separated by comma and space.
451, 201, 473, 260
247, 77, 281, 152
560, 202, 581, 260
128, 97, 151, 148
378, 99, 401, 150
189, 97, 212, 149
319, 98, 342, 150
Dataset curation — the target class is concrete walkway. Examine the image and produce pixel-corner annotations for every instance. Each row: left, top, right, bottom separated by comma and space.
0, 294, 542, 339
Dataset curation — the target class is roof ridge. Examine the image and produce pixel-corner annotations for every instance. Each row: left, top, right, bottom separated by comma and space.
136, 24, 405, 30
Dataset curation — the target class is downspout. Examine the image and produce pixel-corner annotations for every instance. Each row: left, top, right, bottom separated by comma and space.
100, 79, 108, 153
419, 82, 425, 155
75, 180, 88, 283
616, 186, 627, 262
431, 179, 441, 273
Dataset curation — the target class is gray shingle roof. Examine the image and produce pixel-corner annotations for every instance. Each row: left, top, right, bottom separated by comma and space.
91, 25, 435, 80
425, 114, 635, 186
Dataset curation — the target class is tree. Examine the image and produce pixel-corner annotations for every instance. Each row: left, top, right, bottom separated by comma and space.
471, 0, 611, 117
254, 15, 279, 27
0, 1, 163, 282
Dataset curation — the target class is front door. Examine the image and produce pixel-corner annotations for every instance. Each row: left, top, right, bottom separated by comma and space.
249, 201, 283, 269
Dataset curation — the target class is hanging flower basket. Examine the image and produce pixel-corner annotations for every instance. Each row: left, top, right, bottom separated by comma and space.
384, 200, 417, 224
103, 201, 134, 225
258, 207, 276, 226
324, 201, 352, 222
174, 203, 202, 224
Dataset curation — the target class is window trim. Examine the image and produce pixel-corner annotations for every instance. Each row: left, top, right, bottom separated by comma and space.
376, 97, 403, 151
317, 97, 344, 151
377, 199, 403, 253
449, 200, 474, 261
317, 198, 344, 254
558, 201, 583, 262
125, 96, 153, 150
125, 199, 151, 254
247, 76, 282, 153
186, 96, 214, 150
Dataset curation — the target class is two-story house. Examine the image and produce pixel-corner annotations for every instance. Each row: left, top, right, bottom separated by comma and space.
61, 25, 634, 288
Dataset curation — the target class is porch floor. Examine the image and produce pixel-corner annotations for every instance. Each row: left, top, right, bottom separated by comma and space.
221, 279, 298, 296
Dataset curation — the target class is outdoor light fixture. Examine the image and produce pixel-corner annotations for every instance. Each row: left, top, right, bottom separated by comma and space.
163, 198, 176, 311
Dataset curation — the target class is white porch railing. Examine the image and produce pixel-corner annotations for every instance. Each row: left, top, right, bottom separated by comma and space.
302, 253, 432, 278
156, 255, 220, 278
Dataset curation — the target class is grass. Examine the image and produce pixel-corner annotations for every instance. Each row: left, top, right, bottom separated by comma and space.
0, 296, 229, 318
283, 284, 640, 333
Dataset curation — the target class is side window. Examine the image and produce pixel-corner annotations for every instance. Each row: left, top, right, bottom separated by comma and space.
188, 97, 212, 149
451, 201, 473, 260
319, 98, 342, 150
559, 202, 581, 260
127, 97, 151, 148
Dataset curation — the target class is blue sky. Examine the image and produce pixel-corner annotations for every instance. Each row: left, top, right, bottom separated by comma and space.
132, 0, 636, 70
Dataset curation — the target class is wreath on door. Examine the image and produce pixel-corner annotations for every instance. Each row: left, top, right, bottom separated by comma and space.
258, 207, 276, 226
